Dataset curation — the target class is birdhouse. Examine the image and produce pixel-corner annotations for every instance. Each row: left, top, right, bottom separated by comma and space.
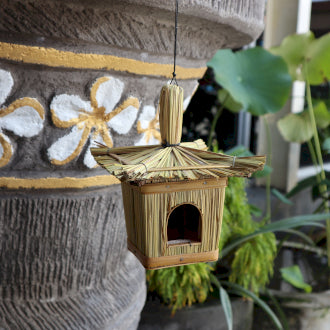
91, 84, 265, 269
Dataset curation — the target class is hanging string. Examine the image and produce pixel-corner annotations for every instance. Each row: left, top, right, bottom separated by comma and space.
170, 0, 179, 85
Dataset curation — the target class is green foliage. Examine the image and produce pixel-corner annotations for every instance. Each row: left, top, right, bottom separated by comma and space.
207, 47, 292, 116
314, 100, 330, 129
219, 285, 233, 330
277, 100, 330, 144
146, 263, 215, 313
220, 177, 277, 294
278, 111, 313, 143
270, 32, 330, 85
219, 177, 253, 251
280, 265, 312, 293
228, 232, 276, 294
323, 137, 330, 153
217, 90, 242, 113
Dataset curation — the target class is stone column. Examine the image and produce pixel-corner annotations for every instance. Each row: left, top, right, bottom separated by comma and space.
0, 0, 265, 328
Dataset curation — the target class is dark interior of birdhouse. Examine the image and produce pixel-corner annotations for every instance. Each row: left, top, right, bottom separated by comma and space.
167, 204, 201, 245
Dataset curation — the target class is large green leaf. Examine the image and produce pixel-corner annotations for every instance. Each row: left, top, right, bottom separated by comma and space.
271, 32, 314, 81
271, 32, 330, 85
313, 101, 330, 129
218, 89, 243, 113
305, 33, 330, 85
222, 281, 283, 330
219, 286, 233, 330
280, 265, 312, 293
277, 111, 313, 143
207, 47, 292, 116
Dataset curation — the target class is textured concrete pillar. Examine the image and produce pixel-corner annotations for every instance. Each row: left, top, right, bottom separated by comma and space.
0, 0, 265, 328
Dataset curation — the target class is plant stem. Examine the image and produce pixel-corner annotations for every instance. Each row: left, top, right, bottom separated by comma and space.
263, 116, 272, 223
277, 240, 327, 256
207, 93, 228, 148
307, 139, 322, 183
305, 70, 330, 266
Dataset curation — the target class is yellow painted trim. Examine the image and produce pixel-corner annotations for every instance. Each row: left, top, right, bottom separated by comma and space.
0, 42, 206, 79
90, 76, 110, 109
0, 134, 13, 167
0, 175, 120, 189
0, 98, 45, 119
104, 96, 140, 122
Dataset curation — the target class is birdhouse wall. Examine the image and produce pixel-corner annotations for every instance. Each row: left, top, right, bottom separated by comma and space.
121, 179, 227, 260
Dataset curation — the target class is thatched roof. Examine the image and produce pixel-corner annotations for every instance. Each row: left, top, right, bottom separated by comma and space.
91, 84, 265, 184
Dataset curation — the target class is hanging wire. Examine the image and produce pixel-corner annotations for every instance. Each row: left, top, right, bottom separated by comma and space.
170, 0, 179, 85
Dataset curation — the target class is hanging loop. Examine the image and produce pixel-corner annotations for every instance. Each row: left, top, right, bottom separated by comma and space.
170, 0, 179, 86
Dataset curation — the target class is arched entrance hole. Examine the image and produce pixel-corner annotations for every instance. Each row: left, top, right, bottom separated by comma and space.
167, 203, 202, 245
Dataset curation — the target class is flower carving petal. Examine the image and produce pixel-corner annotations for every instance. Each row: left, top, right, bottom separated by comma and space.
0, 69, 14, 105
0, 68, 45, 168
92, 77, 124, 114
135, 105, 161, 146
0, 132, 13, 167
138, 105, 158, 129
84, 134, 107, 168
48, 126, 90, 165
49, 75, 140, 167
51, 94, 93, 128
135, 133, 161, 146
108, 104, 138, 134
0, 98, 44, 137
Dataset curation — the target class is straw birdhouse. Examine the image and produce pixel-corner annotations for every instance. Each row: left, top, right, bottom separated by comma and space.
91, 84, 265, 269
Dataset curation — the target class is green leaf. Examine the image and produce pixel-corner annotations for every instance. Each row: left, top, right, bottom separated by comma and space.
271, 188, 293, 205
313, 101, 330, 129
323, 137, 330, 153
264, 288, 290, 330
225, 145, 254, 157
207, 47, 292, 116
277, 111, 313, 143
271, 32, 314, 81
279, 229, 315, 245
253, 164, 273, 178
305, 33, 330, 85
220, 286, 233, 330
286, 171, 330, 197
218, 89, 243, 113
222, 281, 283, 330
271, 32, 330, 85
286, 175, 319, 197
280, 265, 312, 293
220, 213, 330, 258
249, 204, 263, 217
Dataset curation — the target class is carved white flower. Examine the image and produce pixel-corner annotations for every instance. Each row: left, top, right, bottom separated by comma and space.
134, 94, 194, 146
135, 105, 161, 146
48, 76, 139, 168
0, 69, 44, 167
